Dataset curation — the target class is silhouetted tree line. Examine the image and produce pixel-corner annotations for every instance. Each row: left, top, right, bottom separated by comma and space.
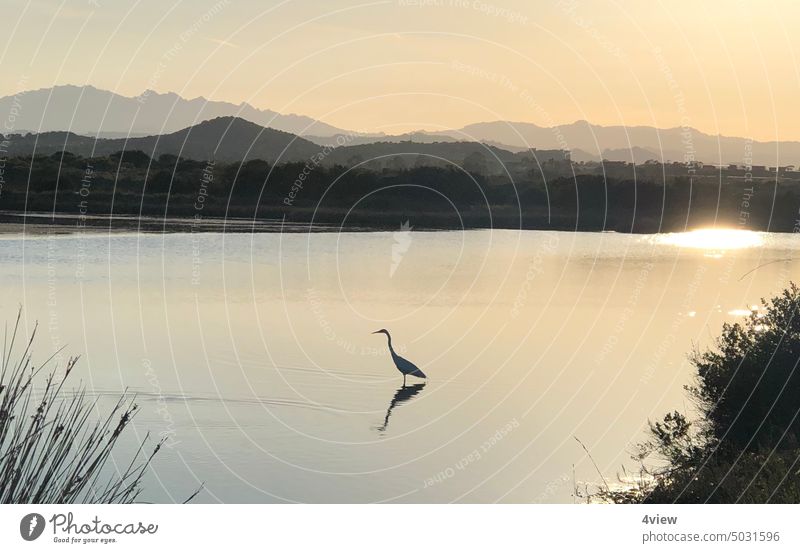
1, 150, 798, 232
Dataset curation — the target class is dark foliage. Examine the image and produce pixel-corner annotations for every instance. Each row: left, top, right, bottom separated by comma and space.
1, 150, 798, 232
600, 284, 800, 503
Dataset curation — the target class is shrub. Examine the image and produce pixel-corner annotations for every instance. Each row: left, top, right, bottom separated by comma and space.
599, 283, 800, 503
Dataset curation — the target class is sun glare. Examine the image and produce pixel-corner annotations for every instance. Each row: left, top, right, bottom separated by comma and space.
655, 229, 765, 251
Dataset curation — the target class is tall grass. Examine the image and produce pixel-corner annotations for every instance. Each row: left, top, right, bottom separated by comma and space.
0, 311, 165, 503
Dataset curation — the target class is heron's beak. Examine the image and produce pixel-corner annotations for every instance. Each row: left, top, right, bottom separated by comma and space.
371, 330, 381, 334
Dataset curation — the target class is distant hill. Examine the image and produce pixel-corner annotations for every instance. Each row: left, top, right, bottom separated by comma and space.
2, 117, 569, 168
305, 131, 464, 147
305, 131, 532, 155
322, 141, 565, 174
0, 85, 349, 137
601, 146, 662, 164
567, 147, 662, 164
442, 120, 800, 166
1, 117, 322, 163
8, 85, 800, 166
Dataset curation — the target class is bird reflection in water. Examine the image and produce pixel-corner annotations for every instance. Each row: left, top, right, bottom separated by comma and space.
375, 382, 426, 433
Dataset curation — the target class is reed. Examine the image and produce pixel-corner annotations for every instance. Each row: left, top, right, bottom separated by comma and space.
0, 311, 163, 503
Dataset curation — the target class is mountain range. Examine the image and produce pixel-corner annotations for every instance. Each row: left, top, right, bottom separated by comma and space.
3, 85, 800, 166
0, 84, 346, 137
0, 117, 320, 163
0, 116, 560, 171
451, 121, 800, 167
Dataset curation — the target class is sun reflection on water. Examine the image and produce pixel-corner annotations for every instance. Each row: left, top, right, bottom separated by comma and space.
654, 228, 765, 251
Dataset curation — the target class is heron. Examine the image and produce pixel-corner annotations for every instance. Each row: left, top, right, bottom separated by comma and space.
372, 329, 426, 385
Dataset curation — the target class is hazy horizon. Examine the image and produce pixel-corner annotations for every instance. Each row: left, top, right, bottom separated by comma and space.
7, 82, 800, 144
2, 0, 799, 141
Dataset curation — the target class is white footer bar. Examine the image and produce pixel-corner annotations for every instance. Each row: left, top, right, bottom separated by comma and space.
1, 504, 797, 552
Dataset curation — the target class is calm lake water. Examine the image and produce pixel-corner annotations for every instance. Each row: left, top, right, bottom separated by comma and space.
1, 227, 797, 503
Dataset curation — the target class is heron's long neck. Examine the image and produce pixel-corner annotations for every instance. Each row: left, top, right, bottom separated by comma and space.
384, 334, 396, 355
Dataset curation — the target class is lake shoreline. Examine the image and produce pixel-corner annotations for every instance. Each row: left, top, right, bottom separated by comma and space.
0, 210, 788, 235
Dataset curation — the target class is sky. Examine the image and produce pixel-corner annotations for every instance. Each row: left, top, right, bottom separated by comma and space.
1, 0, 799, 141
